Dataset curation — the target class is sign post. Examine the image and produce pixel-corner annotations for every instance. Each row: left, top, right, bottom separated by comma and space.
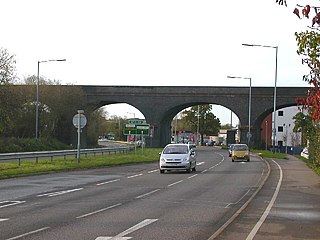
72, 110, 87, 163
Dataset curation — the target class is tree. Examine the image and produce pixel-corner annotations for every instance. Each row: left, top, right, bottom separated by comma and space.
277, 2, 320, 122
0, 47, 16, 84
182, 105, 221, 145
277, 2, 320, 166
0, 48, 19, 135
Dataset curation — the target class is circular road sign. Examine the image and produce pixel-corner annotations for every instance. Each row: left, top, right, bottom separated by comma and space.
73, 113, 87, 128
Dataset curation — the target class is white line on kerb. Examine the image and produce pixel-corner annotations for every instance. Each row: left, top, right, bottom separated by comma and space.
76, 203, 122, 219
168, 180, 183, 187
127, 173, 143, 179
5, 227, 50, 240
96, 179, 120, 186
246, 160, 283, 240
136, 189, 161, 199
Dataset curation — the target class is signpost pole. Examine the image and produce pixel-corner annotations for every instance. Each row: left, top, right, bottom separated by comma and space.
77, 110, 82, 163
141, 131, 144, 155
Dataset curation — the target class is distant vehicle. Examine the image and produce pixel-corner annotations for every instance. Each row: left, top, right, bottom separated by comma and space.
231, 144, 250, 162
159, 143, 196, 174
206, 141, 214, 146
228, 144, 235, 157
300, 147, 309, 159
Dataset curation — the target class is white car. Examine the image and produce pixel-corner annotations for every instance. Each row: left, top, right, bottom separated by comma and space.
159, 144, 196, 173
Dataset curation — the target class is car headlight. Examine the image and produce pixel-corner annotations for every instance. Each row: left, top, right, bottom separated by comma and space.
182, 158, 189, 162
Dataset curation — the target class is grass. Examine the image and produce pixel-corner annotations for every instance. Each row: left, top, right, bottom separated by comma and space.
295, 155, 320, 176
251, 149, 288, 159
0, 148, 162, 179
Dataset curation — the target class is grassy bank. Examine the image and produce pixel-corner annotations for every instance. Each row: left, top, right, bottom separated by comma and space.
0, 148, 161, 179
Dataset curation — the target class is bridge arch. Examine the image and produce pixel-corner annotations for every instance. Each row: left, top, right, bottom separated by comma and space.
81, 85, 308, 147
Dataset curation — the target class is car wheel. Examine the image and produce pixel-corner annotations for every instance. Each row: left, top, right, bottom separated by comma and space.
247, 159, 250, 162
232, 159, 234, 162
186, 167, 191, 173
192, 166, 196, 172
160, 169, 165, 174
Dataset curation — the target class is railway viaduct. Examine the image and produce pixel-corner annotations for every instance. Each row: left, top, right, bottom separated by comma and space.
81, 85, 308, 147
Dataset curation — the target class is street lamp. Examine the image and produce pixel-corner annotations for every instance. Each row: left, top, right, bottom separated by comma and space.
242, 43, 278, 153
227, 76, 252, 148
36, 59, 66, 139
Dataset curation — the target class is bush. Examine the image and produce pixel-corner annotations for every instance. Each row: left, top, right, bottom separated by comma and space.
0, 138, 72, 153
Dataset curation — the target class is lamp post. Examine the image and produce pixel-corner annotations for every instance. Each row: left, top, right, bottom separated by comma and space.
227, 76, 252, 148
242, 43, 278, 153
36, 59, 66, 139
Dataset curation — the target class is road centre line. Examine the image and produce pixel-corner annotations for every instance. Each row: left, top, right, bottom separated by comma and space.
5, 227, 50, 240
114, 219, 158, 238
187, 174, 198, 179
197, 162, 205, 165
96, 179, 120, 186
148, 169, 158, 173
37, 188, 83, 197
135, 189, 161, 199
0, 218, 9, 222
76, 203, 122, 219
0, 201, 25, 209
127, 173, 143, 179
168, 180, 183, 187
246, 159, 283, 240
201, 169, 208, 173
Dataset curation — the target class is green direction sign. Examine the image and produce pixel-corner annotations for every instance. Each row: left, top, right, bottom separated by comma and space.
124, 124, 150, 135
136, 125, 149, 135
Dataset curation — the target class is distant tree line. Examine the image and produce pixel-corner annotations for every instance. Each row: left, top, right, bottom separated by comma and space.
0, 47, 108, 150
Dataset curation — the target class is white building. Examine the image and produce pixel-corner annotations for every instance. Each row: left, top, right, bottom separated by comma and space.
274, 106, 303, 148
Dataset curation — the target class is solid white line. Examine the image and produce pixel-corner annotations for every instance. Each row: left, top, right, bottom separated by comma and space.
168, 180, 183, 187
76, 203, 122, 219
96, 179, 120, 186
246, 160, 283, 240
115, 219, 158, 237
5, 227, 50, 240
147, 169, 158, 173
127, 173, 143, 179
135, 189, 161, 199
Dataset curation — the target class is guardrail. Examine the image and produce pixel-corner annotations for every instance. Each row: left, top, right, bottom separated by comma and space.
0, 146, 134, 165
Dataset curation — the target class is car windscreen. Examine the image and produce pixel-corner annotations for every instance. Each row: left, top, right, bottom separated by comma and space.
233, 145, 248, 151
163, 146, 189, 154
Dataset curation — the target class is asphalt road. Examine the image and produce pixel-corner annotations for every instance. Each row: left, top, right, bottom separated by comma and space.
0, 147, 272, 240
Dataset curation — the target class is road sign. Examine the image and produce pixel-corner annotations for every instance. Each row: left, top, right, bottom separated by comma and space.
73, 114, 87, 128
123, 123, 150, 135
136, 124, 150, 135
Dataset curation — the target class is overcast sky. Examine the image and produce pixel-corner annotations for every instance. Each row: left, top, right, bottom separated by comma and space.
1, 0, 313, 123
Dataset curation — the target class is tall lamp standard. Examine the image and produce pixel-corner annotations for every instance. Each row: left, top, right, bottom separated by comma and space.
227, 76, 252, 148
242, 43, 278, 153
36, 59, 66, 139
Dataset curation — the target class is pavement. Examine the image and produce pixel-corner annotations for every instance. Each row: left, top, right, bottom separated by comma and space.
215, 155, 320, 240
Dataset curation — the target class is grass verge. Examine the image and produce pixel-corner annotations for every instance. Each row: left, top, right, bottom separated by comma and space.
251, 149, 287, 159
0, 148, 161, 179
295, 155, 320, 176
